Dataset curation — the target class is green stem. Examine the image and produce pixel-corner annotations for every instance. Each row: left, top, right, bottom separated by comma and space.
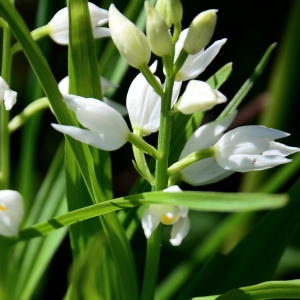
132, 129, 155, 185
173, 48, 188, 76
139, 63, 164, 97
140, 73, 175, 300
11, 25, 51, 54
167, 147, 215, 175
8, 97, 49, 132
128, 131, 162, 160
0, 25, 12, 189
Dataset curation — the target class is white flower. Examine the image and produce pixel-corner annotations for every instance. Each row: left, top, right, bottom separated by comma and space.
109, 4, 151, 68
177, 80, 227, 114
58, 76, 127, 116
141, 186, 190, 246
175, 28, 226, 82
52, 95, 129, 151
48, 2, 110, 45
0, 190, 24, 237
180, 111, 237, 186
0, 76, 17, 110
214, 126, 300, 172
127, 61, 181, 135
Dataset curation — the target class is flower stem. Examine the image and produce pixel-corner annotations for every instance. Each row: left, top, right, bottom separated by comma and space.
8, 97, 49, 132
140, 73, 175, 300
139, 63, 164, 97
132, 129, 155, 186
0, 26, 12, 189
167, 147, 215, 175
128, 131, 162, 160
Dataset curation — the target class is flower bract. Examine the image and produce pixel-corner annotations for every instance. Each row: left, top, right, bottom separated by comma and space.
141, 185, 190, 246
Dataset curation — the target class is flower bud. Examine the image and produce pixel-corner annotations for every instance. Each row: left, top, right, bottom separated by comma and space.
155, 0, 183, 28
177, 80, 226, 114
145, 2, 171, 57
109, 4, 151, 68
184, 10, 218, 55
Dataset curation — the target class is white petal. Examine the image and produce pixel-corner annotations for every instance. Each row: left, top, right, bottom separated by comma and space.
100, 77, 118, 94
48, 7, 69, 45
126, 66, 161, 135
217, 138, 270, 157
4, 89, 17, 110
176, 39, 227, 81
218, 154, 292, 172
180, 110, 237, 159
171, 81, 182, 107
163, 185, 182, 192
264, 141, 300, 156
52, 124, 127, 151
0, 76, 9, 90
88, 3, 109, 26
59, 76, 117, 96
141, 207, 160, 238
75, 106, 129, 139
169, 217, 190, 246
217, 126, 290, 145
49, 3, 109, 45
178, 80, 226, 114
93, 27, 110, 39
181, 157, 234, 186
103, 98, 127, 116
58, 76, 69, 94
0, 190, 24, 237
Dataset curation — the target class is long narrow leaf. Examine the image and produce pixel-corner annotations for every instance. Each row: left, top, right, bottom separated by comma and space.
17, 191, 287, 240
194, 280, 300, 300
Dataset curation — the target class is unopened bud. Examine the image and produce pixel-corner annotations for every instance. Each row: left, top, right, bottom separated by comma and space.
109, 4, 151, 68
184, 10, 217, 55
155, 0, 183, 28
145, 2, 171, 57
177, 80, 226, 114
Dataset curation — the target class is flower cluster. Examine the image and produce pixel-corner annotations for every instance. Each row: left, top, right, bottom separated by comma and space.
51, 1, 299, 246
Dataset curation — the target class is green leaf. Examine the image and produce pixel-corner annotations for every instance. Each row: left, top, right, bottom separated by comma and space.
193, 280, 300, 300
18, 191, 288, 240
206, 62, 233, 89
0, 0, 106, 205
177, 177, 300, 298
10, 144, 67, 300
